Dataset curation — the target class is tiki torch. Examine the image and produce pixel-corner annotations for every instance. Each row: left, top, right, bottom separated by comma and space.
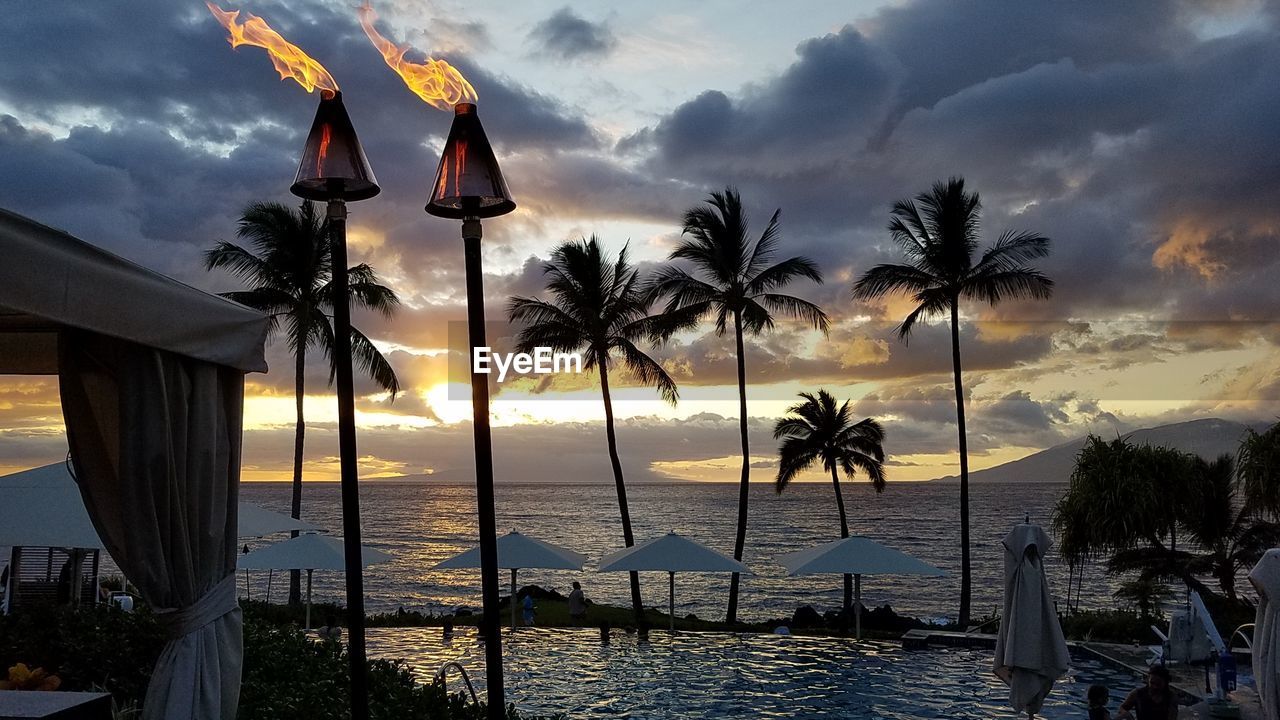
206, 6, 380, 719
426, 101, 515, 717
291, 89, 379, 720
355, 4, 512, 714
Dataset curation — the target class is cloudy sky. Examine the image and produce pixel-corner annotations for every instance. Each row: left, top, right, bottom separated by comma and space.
2, 0, 1278, 482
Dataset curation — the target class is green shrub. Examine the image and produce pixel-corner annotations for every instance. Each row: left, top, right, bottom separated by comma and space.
1060, 608, 1164, 644
0, 605, 561, 720
0, 604, 165, 702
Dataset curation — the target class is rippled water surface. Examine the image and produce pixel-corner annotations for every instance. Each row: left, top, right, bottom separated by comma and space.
368, 627, 1140, 719
240, 481, 1118, 622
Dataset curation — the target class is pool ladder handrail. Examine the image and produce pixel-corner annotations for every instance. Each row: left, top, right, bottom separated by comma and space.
1228, 623, 1254, 653
433, 661, 480, 706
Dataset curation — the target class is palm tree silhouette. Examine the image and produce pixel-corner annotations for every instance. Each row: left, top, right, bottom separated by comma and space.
649, 187, 828, 623
508, 236, 677, 625
774, 390, 886, 611
852, 177, 1052, 626
205, 200, 399, 605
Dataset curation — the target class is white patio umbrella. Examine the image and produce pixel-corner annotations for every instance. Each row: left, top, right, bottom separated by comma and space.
598, 532, 751, 632
0, 463, 312, 544
994, 523, 1069, 718
1250, 548, 1280, 720
238, 533, 391, 630
237, 502, 317, 538
778, 535, 945, 640
433, 530, 587, 629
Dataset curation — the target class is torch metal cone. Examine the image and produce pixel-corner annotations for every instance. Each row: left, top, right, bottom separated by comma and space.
292, 91, 380, 202
425, 103, 515, 219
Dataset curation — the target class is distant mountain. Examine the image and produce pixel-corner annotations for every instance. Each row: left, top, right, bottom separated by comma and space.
929, 418, 1257, 484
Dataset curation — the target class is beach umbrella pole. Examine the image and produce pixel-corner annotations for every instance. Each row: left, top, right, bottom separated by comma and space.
266, 569, 273, 604
511, 568, 518, 630
305, 569, 313, 631
855, 574, 862, 641
669, 571, 675, 633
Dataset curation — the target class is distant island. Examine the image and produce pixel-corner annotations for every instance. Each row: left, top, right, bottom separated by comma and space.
927, 417, 1260, 484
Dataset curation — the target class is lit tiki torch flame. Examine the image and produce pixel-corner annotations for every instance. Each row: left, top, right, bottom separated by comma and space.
356, 2, 510, 217
207, 2, 377, 200
357, 2, 477, 111
206, 2, 339, 97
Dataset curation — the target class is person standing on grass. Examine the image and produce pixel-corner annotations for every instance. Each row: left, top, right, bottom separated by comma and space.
568, 581, 587, 625
522, 593, 536, 627
1115, 666, 1177, 719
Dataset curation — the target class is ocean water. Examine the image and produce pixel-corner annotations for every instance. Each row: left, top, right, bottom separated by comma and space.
239, 480, 1119, 622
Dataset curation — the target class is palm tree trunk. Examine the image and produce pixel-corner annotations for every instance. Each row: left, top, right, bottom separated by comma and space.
949, 299, 971, 628
727, 310, 750, 624
598, 350, 644, 626
831, 466, 852, 612
289, 342, 306, 606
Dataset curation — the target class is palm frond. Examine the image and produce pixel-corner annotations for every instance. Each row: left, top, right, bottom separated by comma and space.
747, 256, 823, 295
613, 337, 679, 405
349, 327, 400, 397
757, 293, 830, 334
852, 263, 939, 301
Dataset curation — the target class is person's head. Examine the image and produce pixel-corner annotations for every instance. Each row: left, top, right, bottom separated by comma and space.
1147, 664, 1171, 691
1088, 684, 1108, 706
572, 581, 581, 590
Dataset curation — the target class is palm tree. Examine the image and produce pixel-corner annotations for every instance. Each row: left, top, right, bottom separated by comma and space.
1238, 421, 1280, 519
205, 200, 400, 605
852, 177, 1052, 627
648, 187, 828, 623
508, 236, 678, 625
773, 390, 886, 611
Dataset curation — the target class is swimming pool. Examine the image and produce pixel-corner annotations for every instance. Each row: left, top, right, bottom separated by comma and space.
368, 628, 1142, 719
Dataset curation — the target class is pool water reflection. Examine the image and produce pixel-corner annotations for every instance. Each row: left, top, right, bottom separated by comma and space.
368, 628, 1141, 719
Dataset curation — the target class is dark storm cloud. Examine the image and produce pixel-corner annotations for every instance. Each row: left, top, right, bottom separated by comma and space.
0, 0, 594, 278
528, 7, 617, 61
629, 0, 1280, 337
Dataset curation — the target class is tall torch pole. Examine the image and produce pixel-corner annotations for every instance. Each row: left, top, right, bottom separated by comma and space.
425, 102, 517, 720
327, 196, 371, 720
463, 215, 506, 715
290, 91, 381, 720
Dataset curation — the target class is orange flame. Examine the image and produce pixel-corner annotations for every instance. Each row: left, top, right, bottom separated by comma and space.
207, 3, 339, 96
358, 2, 477, 111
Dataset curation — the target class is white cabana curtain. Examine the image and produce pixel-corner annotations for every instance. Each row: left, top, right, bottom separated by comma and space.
1251, 549, 1280, 720
59, 330, 244, 720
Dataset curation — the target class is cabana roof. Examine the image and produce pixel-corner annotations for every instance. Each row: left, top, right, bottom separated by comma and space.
0, 208, 269, 374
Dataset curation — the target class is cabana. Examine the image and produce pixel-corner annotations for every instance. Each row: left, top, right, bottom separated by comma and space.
0, 208, 269, 720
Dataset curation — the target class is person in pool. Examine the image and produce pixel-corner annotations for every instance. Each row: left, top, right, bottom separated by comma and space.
1087, 684, 1110, 720
1115, 665, 1177, 719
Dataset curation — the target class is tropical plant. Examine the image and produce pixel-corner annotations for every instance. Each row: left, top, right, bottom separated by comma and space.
1238, 421, 1280, 519
773, 390, 886, 611
1113, 578, 1173, 620
205, 201, 400, 604
852, 177, 1052, 626
647, 187, 828, 623
508, 236, 678, 625
1054, 433, 1280, 602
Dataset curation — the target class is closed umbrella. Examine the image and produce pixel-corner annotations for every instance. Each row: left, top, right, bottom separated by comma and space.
1250, 548, 1280, 720
598, 532, 751, 632
434, 530, 586, 629
994, 523, 1069, 718
778, 536, 945, 640
239, 533, 391, 630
